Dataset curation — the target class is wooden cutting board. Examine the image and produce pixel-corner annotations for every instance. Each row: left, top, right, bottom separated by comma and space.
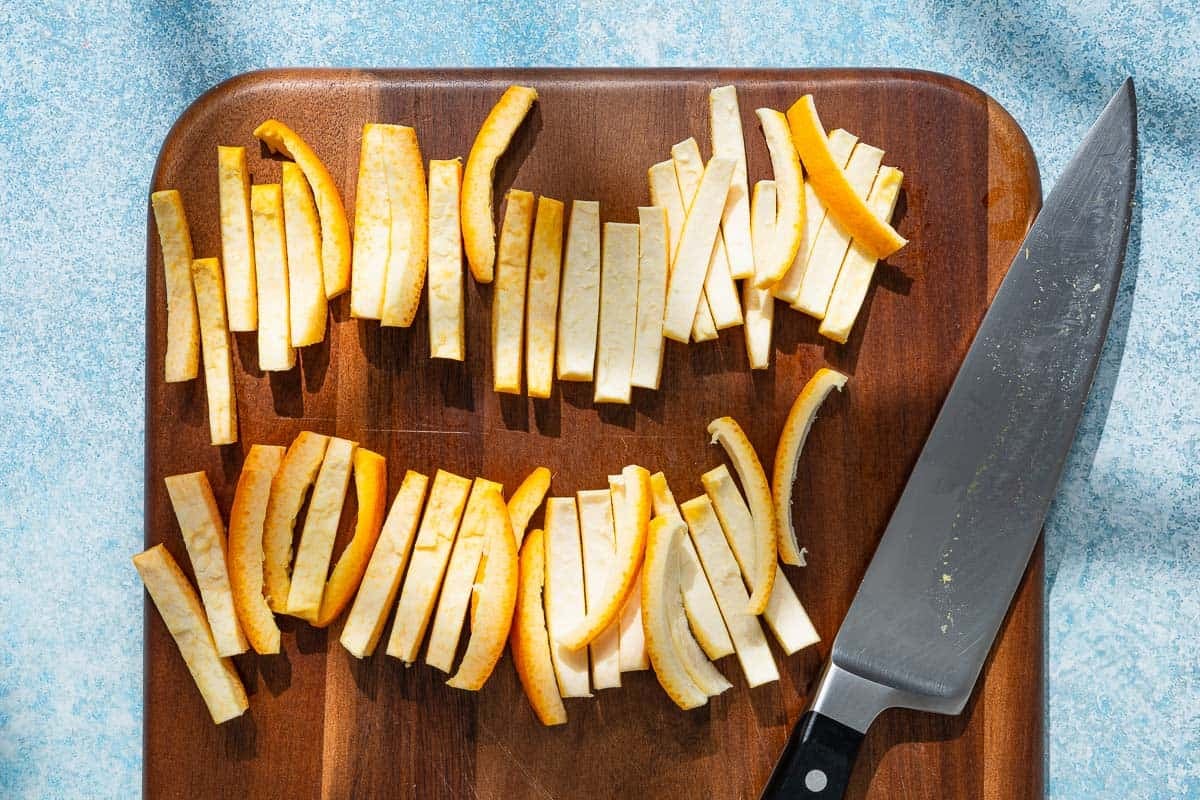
145, 68, 1042, 800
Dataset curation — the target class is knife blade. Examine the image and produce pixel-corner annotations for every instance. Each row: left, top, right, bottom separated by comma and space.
762, 79, 1138, 800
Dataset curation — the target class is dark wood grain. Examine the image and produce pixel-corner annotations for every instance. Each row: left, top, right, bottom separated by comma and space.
145, 68, 1042, 800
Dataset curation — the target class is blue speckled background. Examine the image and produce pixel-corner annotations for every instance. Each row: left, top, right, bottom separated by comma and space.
0, 2, 1196, 798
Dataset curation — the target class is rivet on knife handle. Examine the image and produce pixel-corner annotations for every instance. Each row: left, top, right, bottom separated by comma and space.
761, 711, 864, 799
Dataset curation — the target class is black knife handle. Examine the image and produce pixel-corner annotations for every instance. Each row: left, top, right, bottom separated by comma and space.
760, 711, 865, 799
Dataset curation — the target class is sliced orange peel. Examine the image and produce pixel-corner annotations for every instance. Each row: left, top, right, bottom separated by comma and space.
707, 417, 776, 614
379, 124, 429, 328
752, 109, 805, 288
314, 447, 388, 627
254, 119, 352, 297
508, 466, 552, 546
786, 95, 907, 260
511, 528, 568, 725
773, 368, 848, 566
642, 514, 708, 710
228, 444, 285, 654
461, 85, 539, 283
558, 464, 650, 650
150, 189, 199, 382
133, 545, 248, 724
448, 484, 518, 690
164, 471, 247, 657
262, 431, 330, 612
472, 466, 550, 627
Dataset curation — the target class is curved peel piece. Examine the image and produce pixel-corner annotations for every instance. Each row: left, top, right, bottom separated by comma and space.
558, 465, 650, 650
773, 368, 848, 565
642, 515, 708, 710
753, 109, 804, 288
254, 119, 352, 297
703, 464, 821, 654
707, 417, 776, 613
228, 444, 286, 654
786, 95, 907, 260
511, 528, 568, 725
448, 485, 518, 690
461, 85, 538, 283
315, 448, 389, 627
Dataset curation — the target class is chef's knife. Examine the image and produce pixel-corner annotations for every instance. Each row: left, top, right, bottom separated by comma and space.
762, 80, 1137, 799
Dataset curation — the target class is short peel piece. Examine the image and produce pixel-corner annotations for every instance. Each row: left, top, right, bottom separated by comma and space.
428, 158, 465, 360
524, 196, 565, 398
349, 124, 392, 320
492, 189, 535, 394
743, 180, 776, 370
216, 145, 257, 332
190, 257, 238, 445
250, 183, 295, 371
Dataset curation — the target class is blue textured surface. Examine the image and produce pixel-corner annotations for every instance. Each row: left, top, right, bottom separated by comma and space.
0, 2, 1195, 798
